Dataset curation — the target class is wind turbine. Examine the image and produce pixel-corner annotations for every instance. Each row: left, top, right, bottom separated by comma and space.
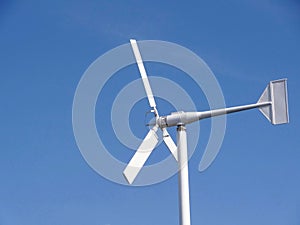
123, 39, 289, 225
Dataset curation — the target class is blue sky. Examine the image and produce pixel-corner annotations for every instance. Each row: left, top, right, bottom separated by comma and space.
1, 0, 300, 224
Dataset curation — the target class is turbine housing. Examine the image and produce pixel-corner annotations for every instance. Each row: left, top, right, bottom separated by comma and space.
157, 111, 201, 128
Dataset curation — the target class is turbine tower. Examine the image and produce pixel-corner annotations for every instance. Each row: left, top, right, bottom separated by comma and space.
123, 39, 289, 225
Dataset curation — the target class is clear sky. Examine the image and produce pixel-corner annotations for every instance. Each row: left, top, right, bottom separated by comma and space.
1, 0, 300, 224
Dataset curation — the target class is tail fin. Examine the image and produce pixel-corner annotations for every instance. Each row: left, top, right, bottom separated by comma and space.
258, 79, 289, 125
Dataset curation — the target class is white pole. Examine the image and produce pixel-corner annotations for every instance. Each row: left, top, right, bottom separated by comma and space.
177, 125, 191, 225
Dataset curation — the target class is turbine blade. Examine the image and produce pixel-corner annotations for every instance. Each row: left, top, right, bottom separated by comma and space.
123, 125, 159, 184
162, 128, 178, 161
130, 39, 156, 108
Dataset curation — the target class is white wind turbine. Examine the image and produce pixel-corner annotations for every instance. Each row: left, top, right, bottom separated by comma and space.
123, 39, 289, 225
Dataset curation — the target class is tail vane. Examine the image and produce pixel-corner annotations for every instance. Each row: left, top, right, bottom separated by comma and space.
258, 79, 289, 125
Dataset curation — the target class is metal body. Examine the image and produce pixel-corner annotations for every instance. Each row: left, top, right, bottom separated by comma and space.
157, 102, 272, 128
122, 39, 290, 225
177, 125, 191, 225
